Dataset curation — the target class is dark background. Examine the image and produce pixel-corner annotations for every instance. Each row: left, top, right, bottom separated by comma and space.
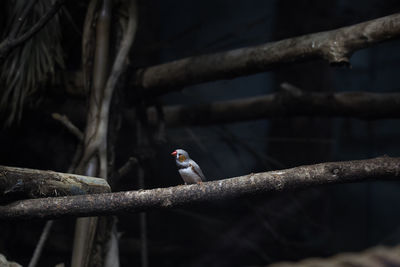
1, 0, 400, 266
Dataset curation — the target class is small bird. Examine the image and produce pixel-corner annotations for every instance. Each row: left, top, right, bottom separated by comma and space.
171, 149, 206, 184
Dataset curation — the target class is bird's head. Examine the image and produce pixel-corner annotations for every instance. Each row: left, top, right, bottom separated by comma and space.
171, 149, 190, 163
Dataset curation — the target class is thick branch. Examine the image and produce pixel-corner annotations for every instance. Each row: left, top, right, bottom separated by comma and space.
0, 165, 110, 202
142, 91, 400, 127
0, 156, 398, 220
133, 13, 400, 96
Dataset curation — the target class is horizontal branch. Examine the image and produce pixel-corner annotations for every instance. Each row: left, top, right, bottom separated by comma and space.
0, 165, 110, 202
143, 90, 400, 127
133, 13, 400, 96
0, 156, 399, 220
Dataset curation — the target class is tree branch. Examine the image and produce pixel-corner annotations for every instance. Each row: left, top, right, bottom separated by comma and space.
0, 165, 110, 202
133, 13, 400, 96
28, 220, 54, 267
52, 113, 84, 141
0, 156, 398, 220
136, 90, 400, 127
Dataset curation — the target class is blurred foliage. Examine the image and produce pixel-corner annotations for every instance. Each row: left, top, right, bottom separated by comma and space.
0, 0, 65, 125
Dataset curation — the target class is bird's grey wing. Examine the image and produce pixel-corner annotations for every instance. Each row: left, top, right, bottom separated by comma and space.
189, 160, 206, 181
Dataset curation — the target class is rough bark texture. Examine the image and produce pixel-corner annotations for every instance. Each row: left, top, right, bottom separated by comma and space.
133, 13, 400, 96
0, 165, 110, 202
0, 156, 398, 220
142, 91, 400, 127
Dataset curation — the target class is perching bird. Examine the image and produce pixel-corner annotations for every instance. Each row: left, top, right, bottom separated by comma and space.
171, 149, 206, 184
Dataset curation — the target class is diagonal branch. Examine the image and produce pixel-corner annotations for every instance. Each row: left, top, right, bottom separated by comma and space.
52, 113, 84, 141
28, 220, 54, 267
0, 156, 399, 220
132, 13, 400, 96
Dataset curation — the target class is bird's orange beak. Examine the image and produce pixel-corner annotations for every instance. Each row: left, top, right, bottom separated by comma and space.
171, 151, 177, 156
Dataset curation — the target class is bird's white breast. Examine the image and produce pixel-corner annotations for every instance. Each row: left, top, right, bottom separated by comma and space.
178, 167, 201, 184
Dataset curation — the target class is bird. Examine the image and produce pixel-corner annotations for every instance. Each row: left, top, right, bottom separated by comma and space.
171, 149, 206, 184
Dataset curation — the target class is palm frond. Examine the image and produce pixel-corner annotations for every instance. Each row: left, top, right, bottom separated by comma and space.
0, 0, 65, 125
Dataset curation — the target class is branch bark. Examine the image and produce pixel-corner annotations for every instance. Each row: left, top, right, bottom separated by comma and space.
0, 165, 110, 202
132, 13, 400, 96
0, 156, 398, 220
136, 90, 400, 127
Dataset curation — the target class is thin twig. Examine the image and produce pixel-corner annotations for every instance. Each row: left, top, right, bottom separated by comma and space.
52, 113, 84, 141
0, 156, 399, 220
28, 220, 54, 267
